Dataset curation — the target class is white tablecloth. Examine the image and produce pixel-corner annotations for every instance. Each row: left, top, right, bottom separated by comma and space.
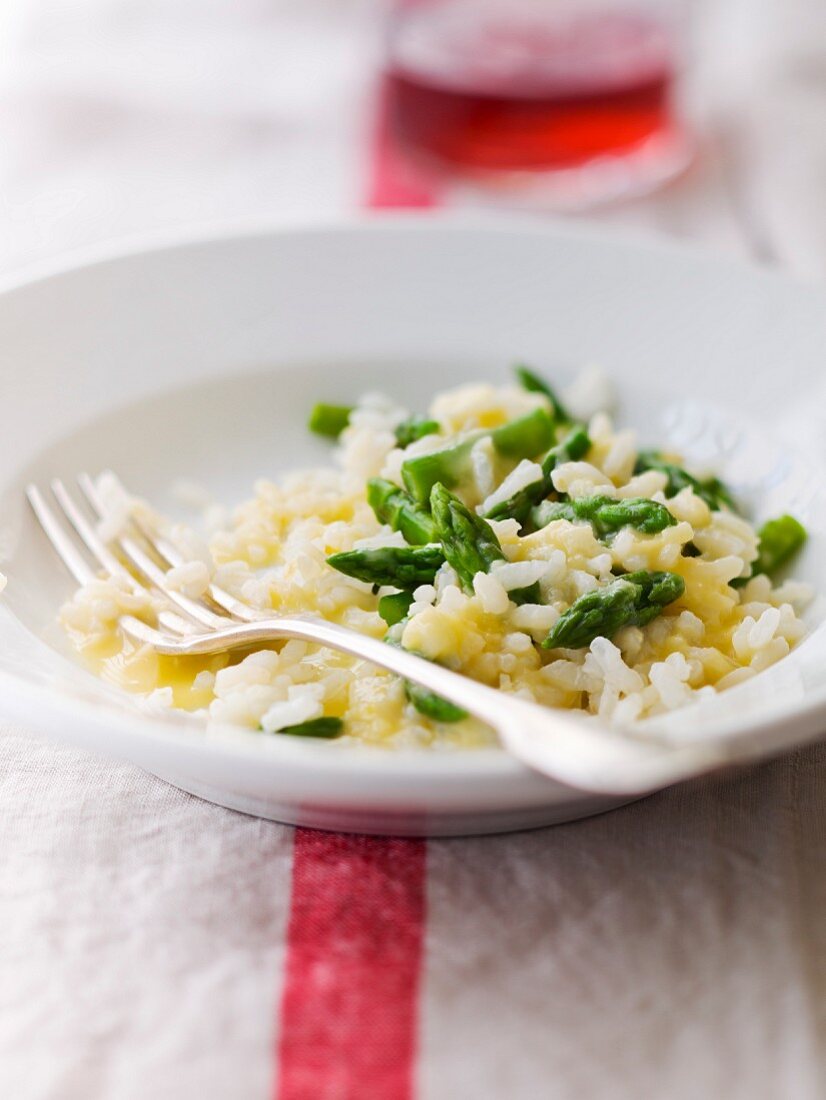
2, 3, 826, 1098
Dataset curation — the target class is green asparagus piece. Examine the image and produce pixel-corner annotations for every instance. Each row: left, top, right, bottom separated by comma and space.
635, 451, 737, 512
542, 570, 685, 649
369, 484, 546, 614
385, 635, 468, 723
404, 680, 468, 723
544, 578, 638, 650
753, 514, 807, 577
401, 437, 476, 502
491, 406, 556, 459
699, 476, 737, 512
531, 495, 676, 537
378, 590, 415, 627
308, 403, 353, 439
430, 482, 506, 592
484, 425, 592, 524
555, 424, 592, 463
366, 478, 438, 545
514, 364, 571, 422
278, 717, 344, 738
395, 416, 440, 448
401, 407, 555, 502
327, 545, 443, 588
627, 571, 686, 625
509, 581, 541, 606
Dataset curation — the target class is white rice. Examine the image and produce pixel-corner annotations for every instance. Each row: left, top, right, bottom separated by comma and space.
164, 560, 211, 598
473, 571, 511, 615
490, 559, 550, 590
467, 436, 495, 500
57, 377, 812, 749
551, 461, 616, 499
480, 459, 543, 515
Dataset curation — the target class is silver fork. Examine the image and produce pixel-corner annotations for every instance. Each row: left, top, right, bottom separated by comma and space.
27, 473, 735, 796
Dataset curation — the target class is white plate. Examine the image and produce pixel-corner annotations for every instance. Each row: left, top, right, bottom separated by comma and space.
2, 216, 826, 836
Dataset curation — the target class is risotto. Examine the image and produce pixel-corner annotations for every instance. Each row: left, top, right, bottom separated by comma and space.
60, 366, 810, 748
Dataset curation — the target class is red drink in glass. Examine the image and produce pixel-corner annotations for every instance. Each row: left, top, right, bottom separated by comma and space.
384, 2, 692, 206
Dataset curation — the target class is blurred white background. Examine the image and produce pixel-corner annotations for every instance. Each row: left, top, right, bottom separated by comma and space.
0, 0, 823, 277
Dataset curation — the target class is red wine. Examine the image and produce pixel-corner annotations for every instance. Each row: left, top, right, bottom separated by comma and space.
385, 6, 679, 174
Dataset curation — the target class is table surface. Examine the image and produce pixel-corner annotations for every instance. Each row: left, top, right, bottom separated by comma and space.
2, 3, 826, 1098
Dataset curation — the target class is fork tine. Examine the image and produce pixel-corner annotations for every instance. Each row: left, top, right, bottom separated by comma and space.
26, 485, 97, 585
48, 478, 196, 638
27, 481, 191, 649
76, 473, 230, 631
50, 478, 134, 583
98, 471, 261, 623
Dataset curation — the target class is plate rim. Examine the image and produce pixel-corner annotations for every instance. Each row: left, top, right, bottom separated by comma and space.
1, 208, 822, 306
2, 212, 826, 806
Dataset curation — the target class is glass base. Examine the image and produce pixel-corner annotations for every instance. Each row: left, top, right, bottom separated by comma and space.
403, 127, 695, 212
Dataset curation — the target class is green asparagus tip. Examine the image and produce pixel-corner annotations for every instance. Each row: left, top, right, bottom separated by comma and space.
542, 570, 685, 650
327, 545, 444, 588
366, 477, 438, 545
430, 481, 506, 592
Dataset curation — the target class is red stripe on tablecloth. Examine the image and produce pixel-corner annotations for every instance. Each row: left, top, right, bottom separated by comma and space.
276, 71, 434, 1100
276, 831, 427, 1100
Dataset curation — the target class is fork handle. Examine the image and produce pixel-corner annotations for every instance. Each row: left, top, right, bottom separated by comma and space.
130, 613, 730, 794
141, 612, 513, 720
